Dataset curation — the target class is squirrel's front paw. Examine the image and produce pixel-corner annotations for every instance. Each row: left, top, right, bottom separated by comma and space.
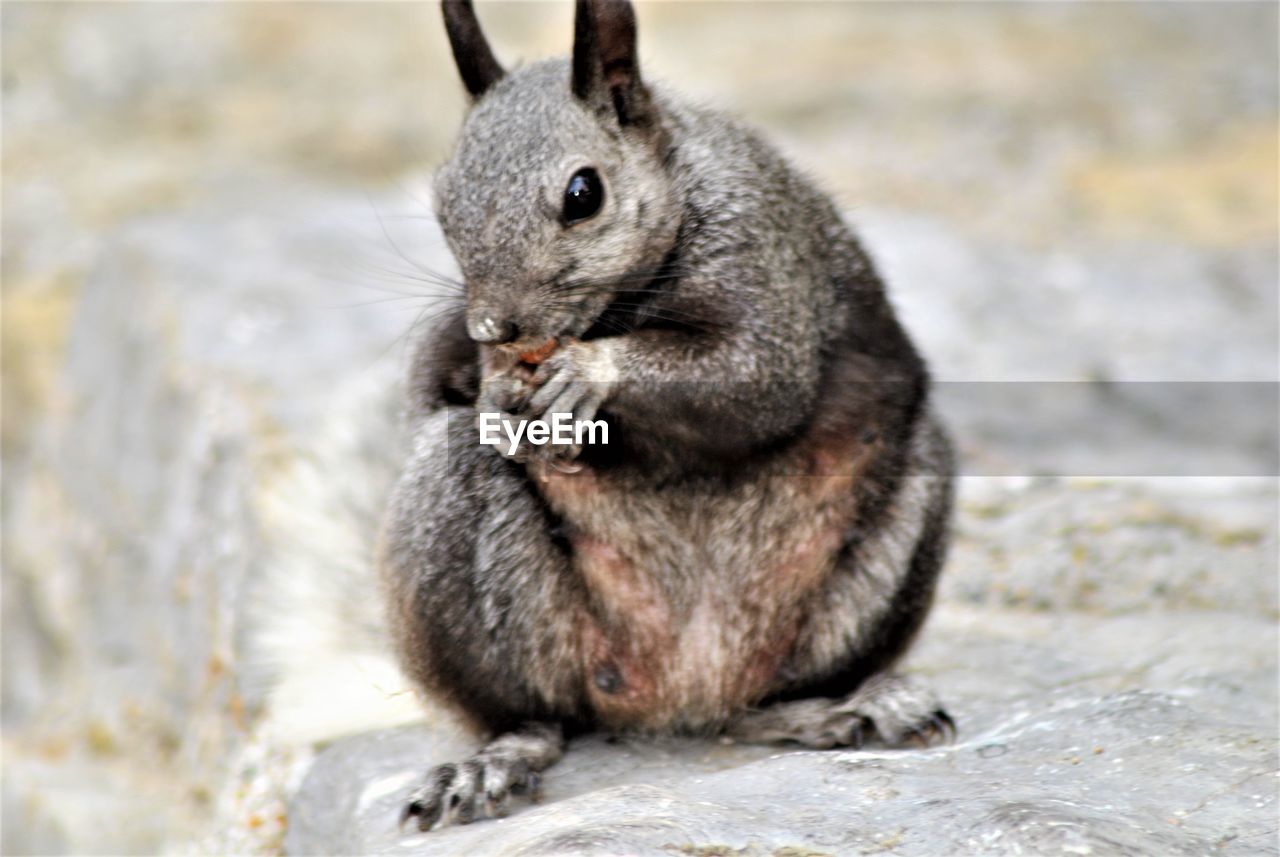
399, 753, 541, 832
528, 339, 616, 425
476, 340, 617, 463
475, 376, 536, 462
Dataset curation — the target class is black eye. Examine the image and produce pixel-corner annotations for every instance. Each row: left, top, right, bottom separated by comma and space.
563, 168, 604, 225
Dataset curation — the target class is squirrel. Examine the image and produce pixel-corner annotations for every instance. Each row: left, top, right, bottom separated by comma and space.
378, 0, 956, 831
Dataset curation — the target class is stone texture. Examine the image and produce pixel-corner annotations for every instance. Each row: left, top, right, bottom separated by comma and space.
284, 508, 1278, 856
2, 3, 1276, 855
1, 180, 426, 854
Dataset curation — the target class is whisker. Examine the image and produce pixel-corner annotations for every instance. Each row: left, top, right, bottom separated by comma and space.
322, 294, 442, 310
353, 268, 464, 299
369, 297, 466, 365
555, 273, 691, 298
362, 192, 467, 293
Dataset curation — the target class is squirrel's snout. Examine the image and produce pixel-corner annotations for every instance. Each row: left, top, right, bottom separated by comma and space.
467, 313, 519, 345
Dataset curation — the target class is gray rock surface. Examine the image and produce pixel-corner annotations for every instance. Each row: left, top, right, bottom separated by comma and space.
2, 3, 1277, 855
1, 179, 425, 854
285, 498, 1278, 856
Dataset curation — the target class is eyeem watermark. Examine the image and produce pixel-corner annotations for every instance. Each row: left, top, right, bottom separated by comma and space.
479, 412, 608, 456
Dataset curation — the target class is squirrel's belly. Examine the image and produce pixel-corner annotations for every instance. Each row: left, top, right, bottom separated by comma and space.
570, 520, 847, 732
532, 449, 865, 733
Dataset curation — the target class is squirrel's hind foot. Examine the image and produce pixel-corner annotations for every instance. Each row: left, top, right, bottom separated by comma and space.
728, 672, 955, 750
400, 722, 564, 832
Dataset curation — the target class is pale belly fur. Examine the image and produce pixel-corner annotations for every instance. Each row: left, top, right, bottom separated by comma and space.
529, 435, 873, 732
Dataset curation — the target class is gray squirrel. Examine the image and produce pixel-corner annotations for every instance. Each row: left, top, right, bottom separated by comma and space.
379, 0, 956, 831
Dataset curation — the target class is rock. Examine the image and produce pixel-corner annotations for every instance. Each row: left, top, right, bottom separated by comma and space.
285, 602, 1277, 856
5, 177, 1276, 857
0, 176, 447, 854
2, 3, 1276, 855
4, 177, 1275, 855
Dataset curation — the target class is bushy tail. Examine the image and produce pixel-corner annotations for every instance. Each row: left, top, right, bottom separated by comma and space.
244, 363, 425, 745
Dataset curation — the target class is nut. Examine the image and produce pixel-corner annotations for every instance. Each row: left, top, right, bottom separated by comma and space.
518, 337, 560, 366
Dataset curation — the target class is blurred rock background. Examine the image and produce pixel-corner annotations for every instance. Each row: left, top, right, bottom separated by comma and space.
2, 2, 1276, 855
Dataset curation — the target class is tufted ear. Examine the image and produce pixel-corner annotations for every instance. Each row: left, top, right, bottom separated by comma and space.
442, 0, 506, 99
571, 0, 654, 129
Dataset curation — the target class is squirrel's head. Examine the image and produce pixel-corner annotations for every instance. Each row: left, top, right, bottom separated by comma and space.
436, 0, 680, 349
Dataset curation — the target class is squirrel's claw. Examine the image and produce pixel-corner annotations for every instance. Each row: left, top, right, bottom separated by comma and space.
400, 752, 541, 833
400, 762, 456, 831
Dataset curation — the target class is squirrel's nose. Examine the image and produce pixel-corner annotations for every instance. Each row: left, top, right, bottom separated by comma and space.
467, 314, 519, 345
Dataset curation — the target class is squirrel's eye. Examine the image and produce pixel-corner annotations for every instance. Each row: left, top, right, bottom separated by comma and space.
563, 168, 604, 225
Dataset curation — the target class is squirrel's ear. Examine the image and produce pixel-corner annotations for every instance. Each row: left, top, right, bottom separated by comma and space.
572, 0, 654, 129
442, 0, 506, 100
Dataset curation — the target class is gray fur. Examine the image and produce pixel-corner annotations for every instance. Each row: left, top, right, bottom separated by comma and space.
400, 722, 564, 830
382, 0, 955, 831
729, 673, 954, 750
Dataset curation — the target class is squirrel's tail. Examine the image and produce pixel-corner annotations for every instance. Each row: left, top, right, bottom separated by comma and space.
243, 364, 424, 745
